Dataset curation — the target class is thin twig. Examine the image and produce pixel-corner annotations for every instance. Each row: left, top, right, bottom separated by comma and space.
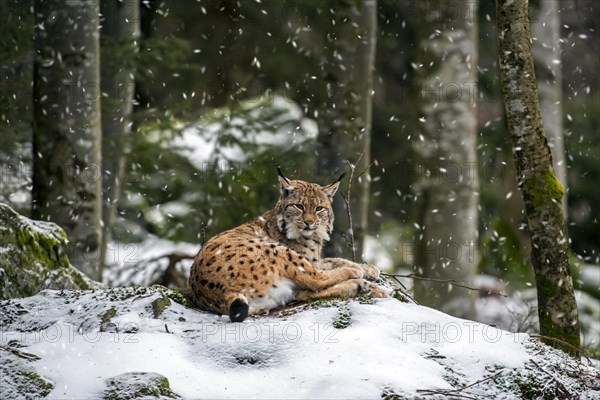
527, 360, 571, 398
416, 389, 477, 399
199, 220, 206, 246
383, 274, 419, 305
391, 288, 419, 305
530, 335, 586, 362
0, 345, 41, 361
340, 232, 353, 250
354, 161, 374, 182
417, 370, 505, 398
387, 273, 407, 290
381, 272, 508, 298
343, 150, 366, 262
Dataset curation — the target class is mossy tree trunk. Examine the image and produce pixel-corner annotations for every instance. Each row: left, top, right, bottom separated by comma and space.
531, 0, 567, 216
316, 0, 377, 261
412, 0, 480, 319
99, 0, 140, 270
32, 0, 103, 281
496, 0, 580, 354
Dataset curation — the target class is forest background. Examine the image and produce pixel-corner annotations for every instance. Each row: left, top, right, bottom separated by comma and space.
0, 0, 598, 354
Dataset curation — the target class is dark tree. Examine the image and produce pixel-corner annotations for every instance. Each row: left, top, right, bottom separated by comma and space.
316, 0, 377, 260
32, 0, 103, 280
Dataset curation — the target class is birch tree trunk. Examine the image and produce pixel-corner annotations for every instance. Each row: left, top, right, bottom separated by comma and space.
496, 0, 580, 354
32, 0, 103, 280
531, 0, 567, 215
412, 0, 480, 319
316, 0, 377, 261
99, 0, 140, 270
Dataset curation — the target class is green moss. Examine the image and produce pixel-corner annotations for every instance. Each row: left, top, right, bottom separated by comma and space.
525, 168, 565, 207
0, 349, 54, 398
103, 372, 180, 399
0, 203, 94, 299
391, 290, 411, 303
163, 287, 194, 308
101, 307, 117, 324
306, 298, 338, 308
507, 370, 557, 400
151, 295, 172, 318
333, 305, 352, 329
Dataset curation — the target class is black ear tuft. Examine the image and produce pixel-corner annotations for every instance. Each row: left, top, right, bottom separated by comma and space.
277, 166, 291, 184
278, 167, 294, 198
322, 173, 344, 199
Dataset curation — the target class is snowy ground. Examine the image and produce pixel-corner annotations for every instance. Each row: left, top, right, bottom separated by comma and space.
1, 287, 598, 399
103, 235, 600, 359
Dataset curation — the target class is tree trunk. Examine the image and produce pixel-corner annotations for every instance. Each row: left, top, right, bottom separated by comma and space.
99, 0, 140, 270
531, 0, 567, 216
496, 0, 580, 354
412, 0, 480, 319
316, 0, 377, 261
32, 0, 103, 280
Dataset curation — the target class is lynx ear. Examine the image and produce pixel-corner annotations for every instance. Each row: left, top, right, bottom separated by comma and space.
278, 167, 294, 198
322, 173, 345, 200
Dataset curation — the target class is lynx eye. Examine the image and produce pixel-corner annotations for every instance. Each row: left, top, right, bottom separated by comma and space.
315, 206, 326, 212
292, 204, 305, 211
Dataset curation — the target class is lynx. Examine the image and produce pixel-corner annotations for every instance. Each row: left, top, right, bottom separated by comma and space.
188, 170, 388, 322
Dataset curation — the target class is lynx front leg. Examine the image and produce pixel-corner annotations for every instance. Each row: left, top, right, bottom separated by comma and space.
295, 279, 389, 301
283, 260, 365, 291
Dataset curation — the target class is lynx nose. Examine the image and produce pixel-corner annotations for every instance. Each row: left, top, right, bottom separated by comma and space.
303, 221, 315, 230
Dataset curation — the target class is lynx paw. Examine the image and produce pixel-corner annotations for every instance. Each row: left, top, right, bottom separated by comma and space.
357, 281, 389, 298
359, 263, 381, 280
357, 280, 371, 295
369, 283, 390, 298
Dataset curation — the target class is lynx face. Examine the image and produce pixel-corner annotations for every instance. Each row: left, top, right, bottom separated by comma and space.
276, 176, 339, 242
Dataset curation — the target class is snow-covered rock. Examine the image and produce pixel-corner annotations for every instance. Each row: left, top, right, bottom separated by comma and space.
0, 203, 97, 299
0, 286, 597, 399
103, 372, 179, 400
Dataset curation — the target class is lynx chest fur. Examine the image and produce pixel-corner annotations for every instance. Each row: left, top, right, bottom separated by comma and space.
188, 172, 387, 322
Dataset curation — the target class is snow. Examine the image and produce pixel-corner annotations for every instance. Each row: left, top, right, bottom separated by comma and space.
0, 288, 553, 399
363, 235, 394, 271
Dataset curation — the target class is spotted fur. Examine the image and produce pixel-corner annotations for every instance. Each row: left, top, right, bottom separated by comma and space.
188, 174, 388, 321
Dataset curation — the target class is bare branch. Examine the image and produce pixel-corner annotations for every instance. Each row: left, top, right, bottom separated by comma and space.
383, 274, 420, 305
199, 220, 207, 246
381, 272, 508, 298
0, 345, 41, 361
343, 149, 366, 262
354, 161, 374, 182
526, 360, 571, 398
530, 335, 586, 362
417, 370, 505, 398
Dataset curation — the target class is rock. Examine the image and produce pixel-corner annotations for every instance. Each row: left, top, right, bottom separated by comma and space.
0, 202, 98, 299
0, 287, 598, 399
0, 348, 54, 400
103, 372, 180, 399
